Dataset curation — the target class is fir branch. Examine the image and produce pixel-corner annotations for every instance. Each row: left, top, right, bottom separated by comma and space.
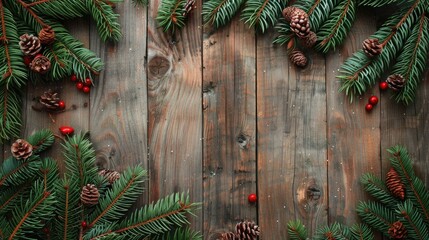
30, 0, 88, 20
313, 222, 349, 240
360, 172, 400, 209
349, 223, 375, 240
202, 0, 245, 29
86, 0, 122, 42
157, 0, 188, 33
0, 157, 40, 188
390, 14, 429, 105
358, 0, 402, 7
315, 0, 356, 53
88, 166, 147, 227
0, 184, 30, 214
356, 201, 396, 238
287, 219, 308, 240
397, 200, 429, 239
15, 0, 49, 28
27, 129, 55, 154
241, 0, 287, 32
37, 158, 59, 192
155, 227, 202, 240
0, 85, 22, 142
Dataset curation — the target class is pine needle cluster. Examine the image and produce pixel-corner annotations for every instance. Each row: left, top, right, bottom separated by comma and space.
288, 145, 429, 240
0, 0, 123, 142
0, 129, 201, 240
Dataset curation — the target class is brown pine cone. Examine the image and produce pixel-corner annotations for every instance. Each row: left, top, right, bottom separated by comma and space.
388, 221, 407, 239
39, 90, 62, 111
218, 232, 238, 240
235, 220, 260, 240
39, 26, 56, 45
81, 184, 100, 206
99, 169, 120, 185
30, 55, 51, 74
362, 38, 382, 57
386, 168, 405, 200
299, 31, 317, 48
282, 6, 307, 23
11, 139, 33, 160
290, 13, 310, 38
19, 34, 42, 57
289, 50, 308, 67
386, 74, 405, 91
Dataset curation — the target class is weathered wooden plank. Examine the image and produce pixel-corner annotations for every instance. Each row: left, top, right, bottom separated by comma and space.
326, 11, 380, 225
202, 17, 256, 239
256, 30, 327, 238
147, 0, 203, 230
18, 19, 91, 168
89, 2, 148, 175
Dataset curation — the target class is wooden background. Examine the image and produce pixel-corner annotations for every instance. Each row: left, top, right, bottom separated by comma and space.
5, 1, 429, 239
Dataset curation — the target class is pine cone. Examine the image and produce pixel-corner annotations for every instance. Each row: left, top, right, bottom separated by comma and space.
11, 139, 33, 160
386, 74, 405, 91
218, 232, 238, 240
81, 184, 100, 206
39, 26, 56, 45
289, 50, 308, 67
386, 168, 405, 200
30, 55, 51, 74
235, 220, 260, 240
19, 34, 42, 57
99, 169, 120, 185
39, 91, 62, 111
299, 31, 317, 48
290, 13, 310, 38
282, 6, 307, 23
388, 221, 407, 239
362, 38, 382, 57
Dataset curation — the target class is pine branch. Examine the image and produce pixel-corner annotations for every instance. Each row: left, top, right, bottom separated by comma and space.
349, 223, 375, 240
241, 0, 288, 33
86, 0, 122, 42
27, 129, 55, 154
0, 157, 40, 188
356, 201, 396, 238
88, 165, 147, 227
358, 0, 402, 7
287, 219, 308, 240
202, 0, 245, 29
154, 227, 203, 240
0, 183, 30, 214
315, 0, 356, 53
313, 222, 349, 240
0, 85, 22, 142
37, 158, 59, 192
390, 14, 429, 105
157, 0, 188, 33
360, 172, 400, 209
30, 0, 88, 19
397, 200, 429, 239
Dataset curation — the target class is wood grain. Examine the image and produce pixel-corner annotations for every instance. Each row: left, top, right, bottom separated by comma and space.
202, 17, 256, 239
147, 0, 203, 230
256, 29, 327, 238
326, 11, 380, 225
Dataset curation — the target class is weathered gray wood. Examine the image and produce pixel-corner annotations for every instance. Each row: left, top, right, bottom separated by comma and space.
326, 11, 380, 225
147, 0, 203, 230
202, 17, 257, 239
256, 28, 327, 238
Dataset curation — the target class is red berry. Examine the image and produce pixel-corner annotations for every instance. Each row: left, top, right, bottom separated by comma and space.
59, 126, 74, 136
43, 227, 50, 234
70, 74, 78, 82
23, 55, 32, 66
84, 77, 92, 86
248, 193, 257, 203
34, 53, 43, 59
58, 100, 66, 109
365, 103, 373, 112
76, 82, 84, 90
369, 96, 378, 105
81, 221, 87, 228
379, 81, 388, 90
82, 86, 90, 93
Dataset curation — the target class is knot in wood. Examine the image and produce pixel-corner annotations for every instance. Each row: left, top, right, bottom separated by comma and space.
148, 56, 170, 78
236, 133, 249, 149
306, 185, 321, 201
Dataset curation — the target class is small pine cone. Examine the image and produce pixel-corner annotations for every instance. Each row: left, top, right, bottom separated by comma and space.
38, 26, 56, 45
290, 13, 310, 38
80, 184, 100, 206
39, 90, 61, 111
282, 6, 307, 23
386, 74, 405, 91
289, 50, 308, 67
362, 38, 382, 57
30, 55, 51, 74
218, 232, 238, 240
386, 168, 405, 200
11, 139, 33, 160
299, 31, 317, 48
235, 220, 260, 240
19, 34, 42, 57
99, 169, 120, 185
388, 221, 407, 239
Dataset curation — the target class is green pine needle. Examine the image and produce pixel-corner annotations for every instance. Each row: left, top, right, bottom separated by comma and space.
155, 227, 203, 240
358, 0, 402, 7
287, 219, 308, 240
241, 0, 288, 33
360, 172, 400, 209
397, 200, 429, 239
157, 0, 188, 33
313, 222, 348, 240
0, 157, 41, 188
86, 0, 122, 42
27, 129, 55, 154
0, 85, 22, 142
203, 0, 245, 29
357, 201, 396, 238
349, 223, 375, 240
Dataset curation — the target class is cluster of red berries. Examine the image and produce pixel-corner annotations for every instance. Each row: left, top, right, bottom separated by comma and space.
365, 95, 379, 112
70, 74, 92, 93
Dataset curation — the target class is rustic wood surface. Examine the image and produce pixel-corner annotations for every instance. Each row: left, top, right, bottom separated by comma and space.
4, 1, 429, 239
